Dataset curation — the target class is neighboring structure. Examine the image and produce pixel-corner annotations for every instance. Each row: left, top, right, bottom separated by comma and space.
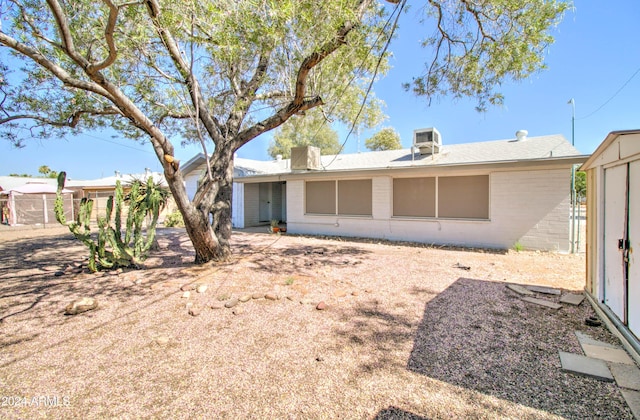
184, 130, 587, 252
0, 181, 73, 226
0, 170, 167, 226
581, 129, 640, 351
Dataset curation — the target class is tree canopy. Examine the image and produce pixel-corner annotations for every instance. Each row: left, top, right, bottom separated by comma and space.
365, 127, 402, 151
0, 0, 569, 263
268, 110, 342, 159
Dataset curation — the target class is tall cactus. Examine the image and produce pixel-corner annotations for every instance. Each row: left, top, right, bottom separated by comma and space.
55, 172, 169, 272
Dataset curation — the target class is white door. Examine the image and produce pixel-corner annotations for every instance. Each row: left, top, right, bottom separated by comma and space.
258, 183, 271, 222
628, 160, 639, 337
603, 164, 627, 321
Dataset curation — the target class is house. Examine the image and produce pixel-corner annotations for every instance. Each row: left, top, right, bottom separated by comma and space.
184, 129, 587, 252
580, 129, 640, 354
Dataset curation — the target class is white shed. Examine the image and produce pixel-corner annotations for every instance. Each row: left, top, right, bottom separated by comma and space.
581, 129, 640, 352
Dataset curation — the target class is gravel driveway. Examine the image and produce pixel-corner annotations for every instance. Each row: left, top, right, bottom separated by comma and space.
0, 227, 634, 419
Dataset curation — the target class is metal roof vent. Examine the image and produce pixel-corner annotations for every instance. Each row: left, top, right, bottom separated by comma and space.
413, 127, 442, 155
515, 130, 528, 141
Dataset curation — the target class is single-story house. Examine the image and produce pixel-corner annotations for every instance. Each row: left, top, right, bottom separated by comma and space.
581, 129, 640, 353
183, 129, 587, 252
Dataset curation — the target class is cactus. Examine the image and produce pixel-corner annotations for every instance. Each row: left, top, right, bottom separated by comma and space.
55, 171, 169, 272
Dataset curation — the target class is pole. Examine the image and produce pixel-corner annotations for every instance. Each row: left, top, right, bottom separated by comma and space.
569, 98, 576, 253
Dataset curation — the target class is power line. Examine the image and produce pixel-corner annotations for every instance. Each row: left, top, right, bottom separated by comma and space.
577, 66, 640, 120
322, 0, 406, 169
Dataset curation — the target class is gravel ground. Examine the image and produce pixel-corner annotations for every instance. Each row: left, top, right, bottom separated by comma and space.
0, 227, 634, 419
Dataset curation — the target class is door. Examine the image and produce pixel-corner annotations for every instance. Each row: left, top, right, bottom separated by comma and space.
628, 160, 639, 337
603, 164, 627, 321
258, 183, 271, 222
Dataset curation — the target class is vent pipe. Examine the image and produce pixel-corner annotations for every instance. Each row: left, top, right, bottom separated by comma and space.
515, 130, 528, 141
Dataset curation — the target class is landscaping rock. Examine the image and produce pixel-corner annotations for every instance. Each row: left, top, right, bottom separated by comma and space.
210, 302, 224, 310
196, 284, 208, 294
316, 301, 327, 310
225, 298, 239, 308
252, 293, 265, 299
265, 293, 278, 301
232, 307, 244, 315
182, 291, 191, 299
188, 306, 201, 317
64, 297, 98, 315
181, 283, 195, 291
156, 336, 170, 345
333, 289, 347, 298
239, 295, 252, 303
54, 271, 65, 277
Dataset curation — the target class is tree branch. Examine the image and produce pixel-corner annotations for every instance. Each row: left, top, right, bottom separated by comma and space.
0, 107, 121, 127
145, 0, 224, 145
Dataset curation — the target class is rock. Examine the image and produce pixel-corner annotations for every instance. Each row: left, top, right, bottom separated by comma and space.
225, 298, 239, 308
265, 293, 279, 301
210, 302, 224, 309
196, 284, 208, 294
252, 293, 265, 300
182, 291, 191, 299
188, 306, 201, 316
239, 295, 251, 302
65, 297, 98, 315
217, 294, 231, 301
333, 289, 347, 298
316, 301, 327, 310
54, 271, 65, 277
156, 336, 170, 345
133, 278, 143, 285
232, 307, 244, 315
180, 284, 196, 292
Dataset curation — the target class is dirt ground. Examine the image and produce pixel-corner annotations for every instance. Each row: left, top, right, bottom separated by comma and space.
0, 227, 634, 419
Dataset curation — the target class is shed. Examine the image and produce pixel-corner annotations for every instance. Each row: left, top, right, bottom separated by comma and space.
581, 129, 640, 351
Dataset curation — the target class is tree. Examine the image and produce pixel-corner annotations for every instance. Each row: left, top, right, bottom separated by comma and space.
38, 165, 58, 178
268, 110, 341, 159
365, 127, 401, 151
575, 171, 586, 197
0, 0, 568, 264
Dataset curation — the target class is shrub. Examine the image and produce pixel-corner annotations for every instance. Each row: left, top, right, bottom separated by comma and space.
164, 210, 185, 227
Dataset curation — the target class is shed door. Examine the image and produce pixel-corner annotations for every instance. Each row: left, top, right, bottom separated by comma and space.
603, 164, 627, 321
628, 160, 639, 337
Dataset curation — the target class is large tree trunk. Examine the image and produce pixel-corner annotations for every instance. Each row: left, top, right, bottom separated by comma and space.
164, 148, 235, 264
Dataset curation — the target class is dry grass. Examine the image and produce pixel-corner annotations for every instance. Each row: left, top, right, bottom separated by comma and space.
0, 227, 633, 419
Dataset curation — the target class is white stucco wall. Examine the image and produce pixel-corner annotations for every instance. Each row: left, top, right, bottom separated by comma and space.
286, 168, 572, 252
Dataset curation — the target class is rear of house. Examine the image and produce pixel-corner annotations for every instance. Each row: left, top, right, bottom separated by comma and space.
220, 131, 586, 252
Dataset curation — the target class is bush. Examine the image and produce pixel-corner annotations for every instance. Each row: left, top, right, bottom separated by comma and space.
164, 210, 185, 227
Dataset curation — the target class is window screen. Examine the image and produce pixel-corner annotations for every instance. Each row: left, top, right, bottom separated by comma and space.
393, 177, 436, 217
305, 181, 336, 214
338, 179, 372, 215
438, 175, 489, 219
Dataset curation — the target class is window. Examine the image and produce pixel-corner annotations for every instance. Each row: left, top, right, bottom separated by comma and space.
306, 181, 335, 214
306, 179, 372, 216
393, 175, 489, 220
438, 175, 489, 219
393, 177, 436, 217
338, 180, 372, 216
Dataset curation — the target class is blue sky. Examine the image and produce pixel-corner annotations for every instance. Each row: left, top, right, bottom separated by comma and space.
1, 0, 639, 180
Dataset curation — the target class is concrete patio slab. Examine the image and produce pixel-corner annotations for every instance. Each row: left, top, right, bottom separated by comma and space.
560, 293, 585, 306
522, 297, 562, 310
559, 351, 614, 382
610, 362, 640, 391
581, 343, 635, 365
620, 389, 640, 419
575, 331, 619, 349
527, 285, 561, 295
506, 284, 534, 296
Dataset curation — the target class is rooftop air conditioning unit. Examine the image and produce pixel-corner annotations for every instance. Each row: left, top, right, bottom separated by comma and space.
413, 127, 442, 155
